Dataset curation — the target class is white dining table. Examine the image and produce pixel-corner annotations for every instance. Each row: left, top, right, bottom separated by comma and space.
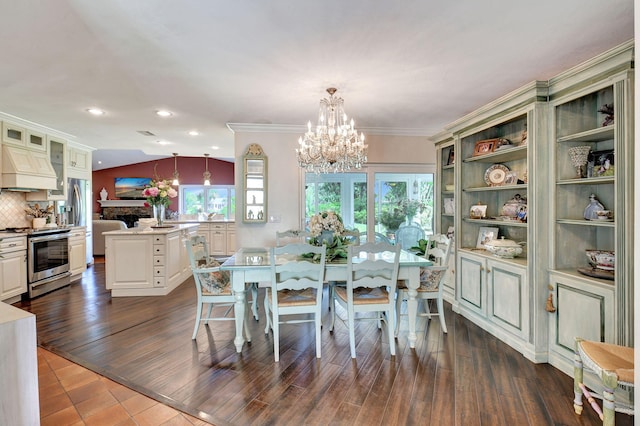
220, 247, 432, 353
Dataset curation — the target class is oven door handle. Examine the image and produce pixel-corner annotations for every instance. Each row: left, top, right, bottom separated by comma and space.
29, 233, 69, 243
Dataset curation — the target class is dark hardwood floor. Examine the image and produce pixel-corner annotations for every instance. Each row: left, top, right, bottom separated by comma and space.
14, 260, 631, 425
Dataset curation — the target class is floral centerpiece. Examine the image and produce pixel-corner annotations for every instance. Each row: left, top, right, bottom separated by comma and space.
398, 198, 425, 222
142, 179, 177, 225
305, 211, 351, 261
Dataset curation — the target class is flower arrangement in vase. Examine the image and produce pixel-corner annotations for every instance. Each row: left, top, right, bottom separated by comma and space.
141, 179, 177, 225
305, 211, 351, 261
25, 203, 54, 228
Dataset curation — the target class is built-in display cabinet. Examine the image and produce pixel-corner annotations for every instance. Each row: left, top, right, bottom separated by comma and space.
433, 133, 456, 305
546, 42, 634, 374
432, 41, 633, 372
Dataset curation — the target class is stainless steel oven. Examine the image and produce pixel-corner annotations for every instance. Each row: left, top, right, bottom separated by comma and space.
28, 229, 71, 298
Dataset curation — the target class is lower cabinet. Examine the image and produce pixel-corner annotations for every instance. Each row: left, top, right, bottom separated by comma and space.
458, 250, 531, 357
106, 225, 197, 296
547, 272, 615, 374
0, 237, 27, 302
68, 227, 87, 280
188, 222, 236, 256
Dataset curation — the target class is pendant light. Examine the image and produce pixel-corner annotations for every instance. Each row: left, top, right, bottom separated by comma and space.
171, 153, 180, 186
203, 153, 211, 186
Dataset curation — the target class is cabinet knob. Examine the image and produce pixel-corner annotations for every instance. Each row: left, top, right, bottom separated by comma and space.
486, 268, 491, 273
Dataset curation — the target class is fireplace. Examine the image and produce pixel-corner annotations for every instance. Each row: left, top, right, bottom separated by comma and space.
101, 206, 152, 228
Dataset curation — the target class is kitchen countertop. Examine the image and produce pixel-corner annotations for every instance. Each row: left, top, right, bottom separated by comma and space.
103, 223, 199, 235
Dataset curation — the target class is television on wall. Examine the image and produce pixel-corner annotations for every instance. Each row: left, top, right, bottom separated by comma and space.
114, 177, 151, 199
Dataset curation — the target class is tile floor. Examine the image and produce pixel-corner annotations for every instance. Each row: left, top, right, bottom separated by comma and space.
38, 347, 212, 425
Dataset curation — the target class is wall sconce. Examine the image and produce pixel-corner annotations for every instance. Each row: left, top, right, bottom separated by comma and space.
203, 153, 211, 186
171, 153, 180, 186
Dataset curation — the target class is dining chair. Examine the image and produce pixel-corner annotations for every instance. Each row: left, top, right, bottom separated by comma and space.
394, 224, 425, 250
264, 242, 326, 362
395, 233, 452, 336
329, 242, 400, 359
186, 235, 251, 341
573, 337, 634, 425
275, 229, 311, 246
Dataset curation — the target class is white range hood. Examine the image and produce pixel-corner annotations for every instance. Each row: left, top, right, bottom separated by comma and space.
1, 145, 57, 191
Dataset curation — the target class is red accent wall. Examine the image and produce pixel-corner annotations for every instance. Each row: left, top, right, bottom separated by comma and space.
92, 157, 234, 214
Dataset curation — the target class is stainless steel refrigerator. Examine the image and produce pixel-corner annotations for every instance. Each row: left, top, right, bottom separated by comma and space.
65, 178, 93, 264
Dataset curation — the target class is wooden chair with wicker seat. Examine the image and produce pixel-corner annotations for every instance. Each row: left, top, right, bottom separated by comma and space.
329, 242, 400, 359
395, 233, 452, 336
186, 235, 252, 341
264, 242, 326, 362
573, 337, 634, 425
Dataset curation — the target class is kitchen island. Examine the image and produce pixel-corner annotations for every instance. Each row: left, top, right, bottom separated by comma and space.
104, 223, 198, 296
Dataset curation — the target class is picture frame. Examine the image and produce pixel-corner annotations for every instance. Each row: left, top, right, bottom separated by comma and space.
443, 198, 455, 215
586, 149, 614, 178
114, 177, 152, 199
469, 203, 487, 219
473, 139, 497, 156
504, 171, 518, 186
476, 227, 499, 249
445, 146, 455, 165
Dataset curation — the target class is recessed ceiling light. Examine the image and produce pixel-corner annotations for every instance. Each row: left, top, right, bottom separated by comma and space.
87, 108, 105, 116
156, 140, 171, 145
98, 160, 102, 164
210, 146, 220, 150
188, 130, 199, 136
156, 110, 173, 117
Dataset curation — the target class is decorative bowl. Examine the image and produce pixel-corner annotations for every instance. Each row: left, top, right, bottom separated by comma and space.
484, 237, 524, 259
585, 250, 615, 270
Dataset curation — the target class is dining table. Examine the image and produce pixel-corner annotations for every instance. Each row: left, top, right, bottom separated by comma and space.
220, 247, 432, 353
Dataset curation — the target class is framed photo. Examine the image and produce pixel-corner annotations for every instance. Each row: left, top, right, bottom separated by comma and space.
587, 149, 614, 178
476, 227, 499, 249
473, 139, 496, 156
504, 171, 518, 185
444, 198, 455, 215
445, 146, 455, 165
469, 203, 487, 219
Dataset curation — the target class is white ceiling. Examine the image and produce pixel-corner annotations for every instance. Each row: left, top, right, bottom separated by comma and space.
0, 1, 633, 170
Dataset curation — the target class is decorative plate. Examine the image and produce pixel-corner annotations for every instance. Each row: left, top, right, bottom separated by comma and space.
484, 164, 510, 186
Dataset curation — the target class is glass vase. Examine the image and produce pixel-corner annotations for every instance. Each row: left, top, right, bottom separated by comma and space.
153, 204, 165, 226
320, 230, 334, 246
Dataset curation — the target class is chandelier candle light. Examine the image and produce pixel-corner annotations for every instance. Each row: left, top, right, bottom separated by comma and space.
296, 88, 368, 173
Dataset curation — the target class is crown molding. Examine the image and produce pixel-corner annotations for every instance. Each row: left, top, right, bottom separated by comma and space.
226, 123, 433, 137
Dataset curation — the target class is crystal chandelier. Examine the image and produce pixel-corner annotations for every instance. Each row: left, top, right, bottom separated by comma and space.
296, 88, 367, 173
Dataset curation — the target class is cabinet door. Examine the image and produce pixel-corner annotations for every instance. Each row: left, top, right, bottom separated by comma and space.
548, 273, 614, 360
226, 225, 236, 255
487, 259, 528, 339
459, 252, 485, 316
2, 122, 26, 147
69, 238, 87, 277
26, 129, 47, 152
68, 147, 90, 175
166, 233, 183, 285
210, 229, 226, 256
0, 251, 27, 300
105, 236, 154, 289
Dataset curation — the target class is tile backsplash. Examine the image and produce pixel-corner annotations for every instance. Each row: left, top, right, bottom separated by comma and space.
0, 192, 37, 229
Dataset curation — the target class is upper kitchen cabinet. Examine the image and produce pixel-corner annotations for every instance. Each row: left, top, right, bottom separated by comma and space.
1, 122, 45, 152
26, 136, 66, 201
242, 144, 267, 223
2, 121, 26, 147
67, 144, 92, 179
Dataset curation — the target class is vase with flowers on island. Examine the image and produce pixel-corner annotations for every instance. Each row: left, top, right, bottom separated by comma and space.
142, 179, 178, 226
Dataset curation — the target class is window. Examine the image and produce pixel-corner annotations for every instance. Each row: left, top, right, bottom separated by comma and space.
305, 173, 366, 231
179, 185, 235, 220
304, 170, 434, 245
